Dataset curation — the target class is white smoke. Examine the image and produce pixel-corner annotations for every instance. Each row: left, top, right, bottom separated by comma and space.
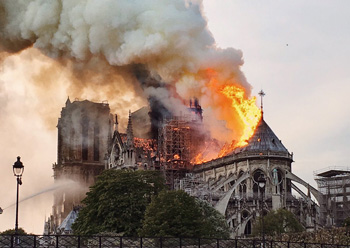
0, 0, 250, 121
2, 1, 212, 73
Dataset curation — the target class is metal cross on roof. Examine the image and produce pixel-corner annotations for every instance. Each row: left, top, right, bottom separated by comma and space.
258, 90, 265, 117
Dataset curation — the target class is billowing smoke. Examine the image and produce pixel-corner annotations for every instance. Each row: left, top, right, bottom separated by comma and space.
0, 0, 251, 142
0, 0, 257, 234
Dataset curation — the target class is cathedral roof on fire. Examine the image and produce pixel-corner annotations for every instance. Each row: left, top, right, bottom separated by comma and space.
237, 117, 289, 154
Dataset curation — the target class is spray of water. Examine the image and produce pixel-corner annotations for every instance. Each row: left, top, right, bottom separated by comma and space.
2, 180, 79, 211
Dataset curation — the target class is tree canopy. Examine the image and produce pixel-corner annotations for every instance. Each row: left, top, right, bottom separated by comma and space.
0, 228, 27, 235
343, 217, 350, 228
139, 190, 230, 238
253, 208, 304, 237
72, 170, 166, 236
197, 200, 231, 239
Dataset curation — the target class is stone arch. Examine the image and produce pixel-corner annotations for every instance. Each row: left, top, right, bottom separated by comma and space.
244, 219, 252, 235
217, 174, 225, 182
215, 171, 250, 215
229, 178, 236, 188
239, 182, 247, 198
237, 170, 247, 197
227, 171, 235, 179
241, 209, 251, 221
238, 170, 245, 178
240, 214, 254, 236
285, 171, 322, 203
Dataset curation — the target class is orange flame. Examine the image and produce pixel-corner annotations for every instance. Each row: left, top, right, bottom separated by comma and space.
192, 153, 207, 164
202, 69, 262, 158
221, 85, 261, 147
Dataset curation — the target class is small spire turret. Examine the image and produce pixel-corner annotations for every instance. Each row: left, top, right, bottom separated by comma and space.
115, 114, 119, 132
65, 96, 71, 107
126, 110, 134, 147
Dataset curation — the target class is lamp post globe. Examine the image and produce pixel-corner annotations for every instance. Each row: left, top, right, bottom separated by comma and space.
258, 174, 266, 189
13, 156, 24, 236
13, 156, 24, 177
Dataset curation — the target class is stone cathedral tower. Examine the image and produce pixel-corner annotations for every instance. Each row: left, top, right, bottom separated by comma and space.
50, 98, 113, 230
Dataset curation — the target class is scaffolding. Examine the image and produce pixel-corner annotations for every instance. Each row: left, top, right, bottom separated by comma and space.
158, 112, 203, 188
314, 166, 350, 226
174, 173, 220, 203
160, 116, 192, 169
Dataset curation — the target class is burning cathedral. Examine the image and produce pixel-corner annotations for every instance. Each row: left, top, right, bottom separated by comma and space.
46, 93, 321, 237
1, 0, 342, 238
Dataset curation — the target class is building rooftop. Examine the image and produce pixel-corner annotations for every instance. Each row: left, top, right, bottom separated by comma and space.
57, 208, 79, 233
237, 118, 289, 154
315, 167, 350, 178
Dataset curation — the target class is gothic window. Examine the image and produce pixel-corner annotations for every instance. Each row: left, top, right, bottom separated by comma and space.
241, 210, 249, 219
94, 125, 100, 161
252, 169, 265, 196
57, 126, 63, 163
114, 145, 120, 162
239, 181, 247, 197
244, 220, 252, 235
70, 128, 76, 160
82, 117, 89, 161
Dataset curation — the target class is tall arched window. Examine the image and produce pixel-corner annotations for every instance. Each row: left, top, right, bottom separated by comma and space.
82, 116, 89, 161
94, 125, 100, 161
253, 170, 265, 196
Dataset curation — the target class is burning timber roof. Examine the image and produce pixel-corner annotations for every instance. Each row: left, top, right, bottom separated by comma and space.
192, 117, 293, 173
235, 117, 289, 154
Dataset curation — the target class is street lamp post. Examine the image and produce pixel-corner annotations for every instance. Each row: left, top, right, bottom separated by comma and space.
258, 174, 266, 248
13, 156, 24, 235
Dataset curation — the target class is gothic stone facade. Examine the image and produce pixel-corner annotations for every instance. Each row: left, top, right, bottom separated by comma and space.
187, 118, 321, 237
49, 99, 322, 236
50, 99, 113, 231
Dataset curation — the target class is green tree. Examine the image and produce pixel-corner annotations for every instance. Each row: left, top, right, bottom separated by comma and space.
72, 170, 166, 236
343, 217, 350, 228
1, 228, 27, 235
139, 190, 230, 238
253, 208, 304, 237
197, 200, 231, 239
